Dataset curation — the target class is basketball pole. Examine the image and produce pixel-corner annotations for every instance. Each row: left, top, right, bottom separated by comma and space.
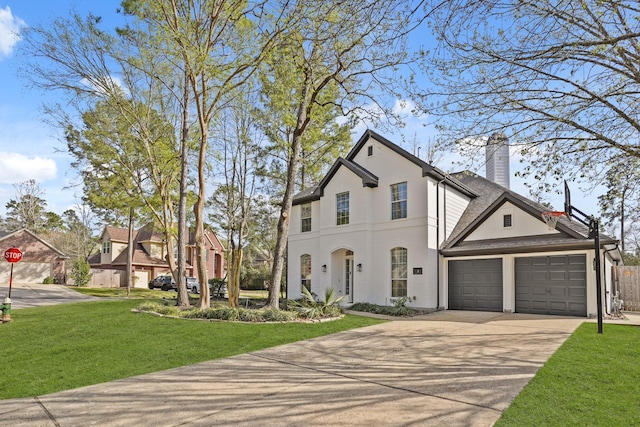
564, 180, 604, 334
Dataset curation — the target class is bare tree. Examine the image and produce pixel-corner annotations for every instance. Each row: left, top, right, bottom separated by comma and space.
421, 0, 640, 194
5, 180, 48, 232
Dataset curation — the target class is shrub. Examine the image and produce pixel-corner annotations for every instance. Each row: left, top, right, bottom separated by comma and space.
262, 309, 297, 322
238, 308, 262, 322
69, 259, 92, 287
349, 299, 419, 317
42, 276, 54, 284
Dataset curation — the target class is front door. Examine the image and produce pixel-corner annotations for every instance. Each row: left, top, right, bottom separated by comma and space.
345, 256, 353, 303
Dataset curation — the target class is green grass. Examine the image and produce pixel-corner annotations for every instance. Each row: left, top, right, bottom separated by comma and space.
496, 323, 640, 426
71, 286, 175, 299
0, 300, 385, 399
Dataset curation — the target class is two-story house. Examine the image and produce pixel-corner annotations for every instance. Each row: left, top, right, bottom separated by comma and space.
88, 223, 225, 287
288, 130, 621, 318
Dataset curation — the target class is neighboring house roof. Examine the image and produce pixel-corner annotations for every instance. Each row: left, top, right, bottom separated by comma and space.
89, 223, 225, 267
104, 225, 131, 243
0, 228, 69, 258
110, 243, 169, 267
441, 172, 619, 257
293, 129, 478, 205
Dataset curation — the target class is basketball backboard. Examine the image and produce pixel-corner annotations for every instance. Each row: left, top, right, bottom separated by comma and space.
564, 180, 572, 218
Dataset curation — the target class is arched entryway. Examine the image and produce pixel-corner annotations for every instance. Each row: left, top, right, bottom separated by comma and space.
331, 248, 354, 303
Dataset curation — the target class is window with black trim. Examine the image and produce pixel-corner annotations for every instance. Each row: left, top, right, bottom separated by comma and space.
301, 203, 311, 232
367, 145, 373, 156
336, 192, 350, 225
391, 182, 407, 220
503, 214, 512, 227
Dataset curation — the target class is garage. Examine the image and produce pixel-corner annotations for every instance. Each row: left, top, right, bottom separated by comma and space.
0, 261, 51, 283
515, 254, 586, 316
448, 258, 503, 311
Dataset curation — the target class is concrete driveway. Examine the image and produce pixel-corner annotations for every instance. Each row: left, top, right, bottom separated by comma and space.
0, 310, 584, 426
2, 283, 100, 309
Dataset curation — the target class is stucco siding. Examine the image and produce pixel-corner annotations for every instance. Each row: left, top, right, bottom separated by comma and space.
465, 201, 559, 241
288, 134, 436, 308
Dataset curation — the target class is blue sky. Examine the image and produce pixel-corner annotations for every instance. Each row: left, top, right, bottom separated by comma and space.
0, 1, 126, 218
0, 1, 586, 223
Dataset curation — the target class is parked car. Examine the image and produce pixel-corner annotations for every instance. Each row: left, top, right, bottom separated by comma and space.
186, 277, 200, 293
148, 275, 176, 291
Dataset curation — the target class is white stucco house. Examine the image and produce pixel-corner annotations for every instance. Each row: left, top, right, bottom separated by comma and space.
287, 130, 621, 318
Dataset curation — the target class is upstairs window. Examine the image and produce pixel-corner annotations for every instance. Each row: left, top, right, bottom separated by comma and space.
503, 214, 512, 227
336, 192, 350, 225
367, 145, 373, 156
102, 241, 111, 254
391, 182, 407, 220
301, 203, 312, 232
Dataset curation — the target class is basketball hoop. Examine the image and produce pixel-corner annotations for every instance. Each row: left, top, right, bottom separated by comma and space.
541, 211, 566, 230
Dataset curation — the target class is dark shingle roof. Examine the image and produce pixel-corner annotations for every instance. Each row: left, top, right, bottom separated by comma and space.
441, 172, 617, 255
292, 130, 477, 205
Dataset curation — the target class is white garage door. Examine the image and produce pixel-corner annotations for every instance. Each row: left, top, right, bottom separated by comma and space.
0, 262, 51, 284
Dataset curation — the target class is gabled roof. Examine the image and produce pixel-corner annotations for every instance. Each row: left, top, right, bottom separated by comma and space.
110, 242, 170, 267
292, 130, 477, 205
293, 158, 378, 205
348, 130, 478, 197
441, 172, 618, 256
0, 228, 69, 258
104, 225, 131, 243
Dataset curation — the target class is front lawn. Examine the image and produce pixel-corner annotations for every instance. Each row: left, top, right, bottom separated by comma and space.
0, 300, 384, 400
496, 322, 640, 426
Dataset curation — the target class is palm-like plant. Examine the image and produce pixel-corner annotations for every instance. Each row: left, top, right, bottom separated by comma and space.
289, 287, 345, 319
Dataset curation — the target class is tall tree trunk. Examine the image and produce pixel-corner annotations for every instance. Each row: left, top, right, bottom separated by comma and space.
195, 131, 210, 309
176, 73, 191, 308
265, 70, 316, 310
621, 189, 626, 253
126, 207, 134, 296
228, 247, 242, 308
266, 77, 311, 309
267, 136, 304, 308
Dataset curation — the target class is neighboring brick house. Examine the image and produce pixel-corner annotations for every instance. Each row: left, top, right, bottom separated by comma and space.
88, 223, 225, 288
0, 229, 68, 284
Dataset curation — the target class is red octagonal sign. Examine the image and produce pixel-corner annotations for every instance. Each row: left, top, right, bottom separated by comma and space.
4, 247, 23, 263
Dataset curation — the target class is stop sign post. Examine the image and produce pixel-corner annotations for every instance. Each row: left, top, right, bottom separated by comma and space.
4, 247, 23, 299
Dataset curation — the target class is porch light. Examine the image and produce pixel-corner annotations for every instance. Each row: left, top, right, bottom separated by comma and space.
321, 264, 327, 272
356, 263, 362, 272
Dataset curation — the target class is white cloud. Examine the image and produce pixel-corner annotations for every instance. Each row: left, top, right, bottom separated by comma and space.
0, 6, 26, 58
0, 152, 57, 184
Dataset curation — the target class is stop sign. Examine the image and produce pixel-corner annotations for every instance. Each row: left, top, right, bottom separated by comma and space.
4, 247, 23, 263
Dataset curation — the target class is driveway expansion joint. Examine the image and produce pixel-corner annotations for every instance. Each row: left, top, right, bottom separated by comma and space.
34, 396, 60, 427
250, 352, 503, 413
